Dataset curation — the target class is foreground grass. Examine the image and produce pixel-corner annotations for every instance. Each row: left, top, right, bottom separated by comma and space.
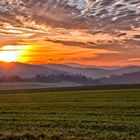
0, 85, 140, 139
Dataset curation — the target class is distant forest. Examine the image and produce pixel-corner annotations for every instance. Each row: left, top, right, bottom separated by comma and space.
0, 72, 140, 85
0, 74, 97, 85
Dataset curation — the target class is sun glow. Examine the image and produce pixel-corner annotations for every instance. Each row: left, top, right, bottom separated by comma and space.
0, 45, 31, 63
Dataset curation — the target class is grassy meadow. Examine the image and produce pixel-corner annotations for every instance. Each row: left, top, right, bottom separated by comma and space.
0, 85, 140, 140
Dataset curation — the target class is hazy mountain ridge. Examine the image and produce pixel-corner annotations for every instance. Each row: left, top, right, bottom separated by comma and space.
0, 62, 68, 78
0, 62, 140, 85
46, 64, 140, 79
0, 62, 140, 79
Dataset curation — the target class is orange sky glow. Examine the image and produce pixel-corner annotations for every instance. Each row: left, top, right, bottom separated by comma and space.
0, 25, 140, 66
0, 0, 140, 66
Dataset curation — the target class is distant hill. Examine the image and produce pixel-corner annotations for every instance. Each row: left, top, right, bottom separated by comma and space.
0, 62, 67, 78
46, 64, 110, 78
46, 64, 140, 79
65, 63, 121, 70
97, 72, 140, 85
0, 62, 140, 81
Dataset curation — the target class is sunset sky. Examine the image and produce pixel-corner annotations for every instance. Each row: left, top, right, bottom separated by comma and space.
0, 0, 140, 66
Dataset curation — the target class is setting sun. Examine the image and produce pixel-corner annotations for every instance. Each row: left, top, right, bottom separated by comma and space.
0, 45, 31, 63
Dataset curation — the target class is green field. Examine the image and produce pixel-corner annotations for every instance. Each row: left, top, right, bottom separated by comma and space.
0, 85, 140, 140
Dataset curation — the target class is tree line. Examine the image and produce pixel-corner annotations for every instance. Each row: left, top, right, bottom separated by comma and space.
0, 74, 98, 85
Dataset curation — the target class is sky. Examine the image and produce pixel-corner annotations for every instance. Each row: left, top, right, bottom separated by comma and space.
0, 0, 140, 66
